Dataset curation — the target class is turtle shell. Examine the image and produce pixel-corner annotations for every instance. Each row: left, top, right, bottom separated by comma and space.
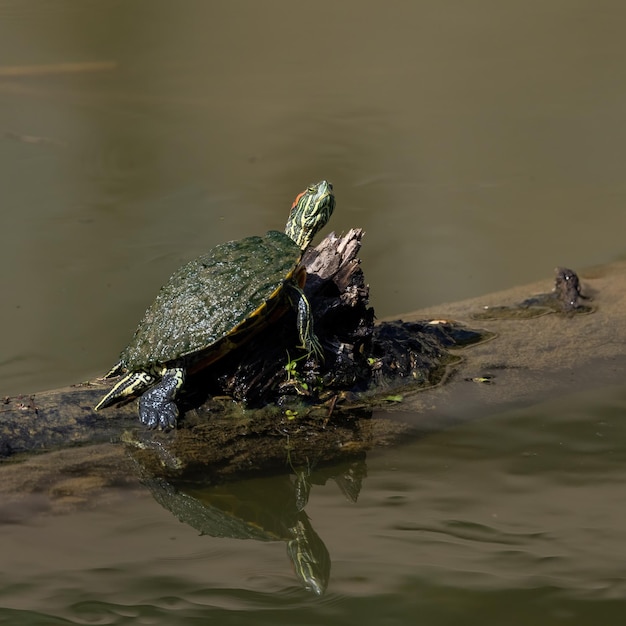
120, 230, 303, 371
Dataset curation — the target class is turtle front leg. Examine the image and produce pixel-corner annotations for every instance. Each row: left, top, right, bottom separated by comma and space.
287, 284, 324, 361
138, 367, 186, 429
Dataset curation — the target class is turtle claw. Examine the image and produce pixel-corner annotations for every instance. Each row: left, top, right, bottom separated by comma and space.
139, 395, 178, 430
138, 370, 183, 430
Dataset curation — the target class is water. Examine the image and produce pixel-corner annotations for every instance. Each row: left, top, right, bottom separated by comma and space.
1, 0, 626, 395
1, 0, 626, 622
2, 385, 626, 624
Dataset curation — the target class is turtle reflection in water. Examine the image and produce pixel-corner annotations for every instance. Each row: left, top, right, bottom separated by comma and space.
95, 181, 335, 429
144, 470, 342, 595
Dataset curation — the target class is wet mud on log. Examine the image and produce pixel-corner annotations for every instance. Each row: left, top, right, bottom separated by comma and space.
403, 259, 626, 422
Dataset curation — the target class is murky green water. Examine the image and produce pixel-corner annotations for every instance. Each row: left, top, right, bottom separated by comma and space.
1, 1, 626, 623
2, 0, 626, 395
2, 385, 626, 624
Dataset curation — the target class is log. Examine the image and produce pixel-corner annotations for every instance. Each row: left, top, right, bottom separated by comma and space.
1, 229, 625, 485
0, 229, 489, 474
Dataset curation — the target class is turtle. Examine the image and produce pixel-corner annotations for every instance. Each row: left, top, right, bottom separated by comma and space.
94, 180, 335, 429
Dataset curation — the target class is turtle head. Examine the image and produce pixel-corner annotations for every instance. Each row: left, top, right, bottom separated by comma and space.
285, 180, 335, 249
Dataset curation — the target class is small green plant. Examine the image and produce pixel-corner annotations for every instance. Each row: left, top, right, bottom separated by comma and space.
284, 350, 308, 381
383, 394, 403, 403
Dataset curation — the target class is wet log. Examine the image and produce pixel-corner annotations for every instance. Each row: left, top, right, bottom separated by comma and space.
2, 228, 479, 477
1, 227, 626, 484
